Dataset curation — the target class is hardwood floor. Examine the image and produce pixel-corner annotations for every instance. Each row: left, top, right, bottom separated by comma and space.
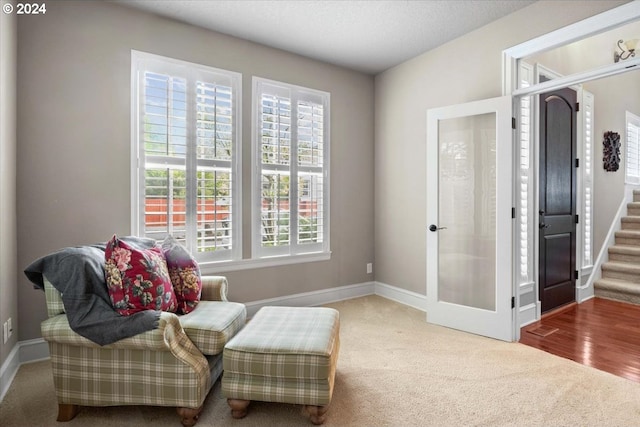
520, 297, 640, 383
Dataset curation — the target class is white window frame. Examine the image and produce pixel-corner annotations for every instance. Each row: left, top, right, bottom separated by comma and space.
625, 111, 640, 185
251, 77, 330, 260
131, 50, 242, 263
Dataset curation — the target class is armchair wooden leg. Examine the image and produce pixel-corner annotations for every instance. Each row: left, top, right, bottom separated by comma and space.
56, 404, 79, 422
227, 398, 250, 419
304, 404, 329, 425
176, 405, 203, 427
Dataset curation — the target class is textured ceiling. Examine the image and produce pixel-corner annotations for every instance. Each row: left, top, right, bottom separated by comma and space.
115, 0, 536, 74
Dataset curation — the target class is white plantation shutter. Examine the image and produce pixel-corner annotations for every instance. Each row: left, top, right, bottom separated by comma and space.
253, 77, 330, 258
626, 111, 640, 185
132, 51, 241, 262
297, 100, 325, 245
518, 62, 534, 284
581, 91, 594, 268
259, 91, 292, 249
142, 73, 188, 240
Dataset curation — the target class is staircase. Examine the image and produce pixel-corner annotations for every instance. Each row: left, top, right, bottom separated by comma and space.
595, 190, 640, 304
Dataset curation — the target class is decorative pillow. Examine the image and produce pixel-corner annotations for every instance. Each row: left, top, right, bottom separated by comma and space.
161, 235, 202, 314
104, 234, 177, 316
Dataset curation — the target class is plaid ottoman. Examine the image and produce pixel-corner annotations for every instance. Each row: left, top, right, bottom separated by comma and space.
222, 306, 340, 425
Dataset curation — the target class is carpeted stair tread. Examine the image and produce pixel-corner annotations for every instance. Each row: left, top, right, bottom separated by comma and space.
595, 277, 640, 294
601, 262, 640, 285
602, 261, 640, 272
615, 229, 640, 238
626, 202, 640, 215
627, 202, 640, 213
621, 216, 640, 230
609, 245, 640, 255
622, 217, 640, 228
595, 277, 640, 305
608, 245, 640, 262
614, 230, 640, 245
601, 262, 640, 283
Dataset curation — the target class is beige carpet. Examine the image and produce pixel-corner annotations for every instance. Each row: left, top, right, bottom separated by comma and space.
3, 295, 640, 426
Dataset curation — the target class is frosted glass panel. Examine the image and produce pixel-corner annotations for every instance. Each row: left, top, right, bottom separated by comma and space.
438, 113, 496, 311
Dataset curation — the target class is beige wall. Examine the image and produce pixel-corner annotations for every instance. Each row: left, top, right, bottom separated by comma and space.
374, 1, 627, 295
585, 72, 640, 251
16, 1, 375, 341
1, 5, 18, 366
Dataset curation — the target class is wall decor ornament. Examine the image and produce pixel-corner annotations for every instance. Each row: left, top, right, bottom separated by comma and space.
603, 131, 621, 172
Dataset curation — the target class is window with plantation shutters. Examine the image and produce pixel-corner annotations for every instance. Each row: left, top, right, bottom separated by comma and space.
132, 51, 241, 262
626, 111, 640, 185
252, 77, 330, 258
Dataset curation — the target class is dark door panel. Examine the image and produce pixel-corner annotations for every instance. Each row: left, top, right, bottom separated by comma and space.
544, 96, 574, 216
539, 87, 577, 313
543, 234, 572, 287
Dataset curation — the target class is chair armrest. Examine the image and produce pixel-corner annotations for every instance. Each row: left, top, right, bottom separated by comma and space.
200, 275, 229, 302
42, 311, 209, 382
42, 312, 193, 352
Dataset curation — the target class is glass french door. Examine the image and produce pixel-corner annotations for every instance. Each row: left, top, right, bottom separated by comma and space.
426, 96, 513, 342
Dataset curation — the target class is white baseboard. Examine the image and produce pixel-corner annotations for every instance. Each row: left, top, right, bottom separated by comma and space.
244, 280, 427, 318
244, 281, 376, 317
375, 281, 427, 312
0, 338, 48, 402
0, 344, 19, 403
577, 285, 595, 303
519, 303, 538, 327
19, 338, 49, 363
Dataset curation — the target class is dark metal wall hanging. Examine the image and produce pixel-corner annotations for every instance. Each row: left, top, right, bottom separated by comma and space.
603, 131, 621, 172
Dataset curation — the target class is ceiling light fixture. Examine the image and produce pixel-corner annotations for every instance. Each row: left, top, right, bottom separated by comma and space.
614, 38, 638, 62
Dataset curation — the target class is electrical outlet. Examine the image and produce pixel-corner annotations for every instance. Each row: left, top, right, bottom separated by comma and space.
3, 322, 7, 344
7, 318, 12, 338
367, 263, 373, 274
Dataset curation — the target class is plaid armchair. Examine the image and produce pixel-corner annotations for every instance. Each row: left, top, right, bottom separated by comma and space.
41, 275, 246, 427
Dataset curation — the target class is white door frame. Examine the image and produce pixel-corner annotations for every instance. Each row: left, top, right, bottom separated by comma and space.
503, 0, 640, 341
503, 2, 640, 99
426, 96, 514, 342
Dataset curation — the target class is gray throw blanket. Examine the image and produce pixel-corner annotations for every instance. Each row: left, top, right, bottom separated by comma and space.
24, 236, 160, 346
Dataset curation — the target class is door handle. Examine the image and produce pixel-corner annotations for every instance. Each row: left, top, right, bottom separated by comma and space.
539, 223, 549, 229
429, 224, 447, 232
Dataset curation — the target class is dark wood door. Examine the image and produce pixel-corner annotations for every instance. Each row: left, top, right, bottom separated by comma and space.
539, 87, 577, 313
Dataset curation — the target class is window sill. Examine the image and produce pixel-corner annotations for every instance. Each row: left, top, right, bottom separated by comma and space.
199, 251, 332, 274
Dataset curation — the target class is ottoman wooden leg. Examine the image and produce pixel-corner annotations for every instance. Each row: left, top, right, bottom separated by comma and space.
56, 403, 79, 421
176, 405, 203, 427
304, 404, 329, 425
227, 398, 250, 419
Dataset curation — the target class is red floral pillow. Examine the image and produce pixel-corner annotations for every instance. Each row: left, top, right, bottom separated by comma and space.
161, 235, 202, 314
104, 235, 177, 316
